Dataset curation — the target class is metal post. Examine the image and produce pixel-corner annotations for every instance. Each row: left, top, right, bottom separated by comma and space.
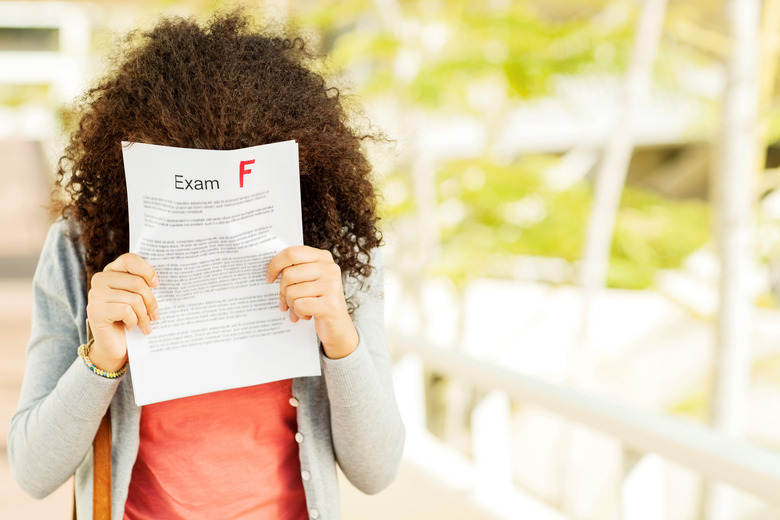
621, 449, 665, 520
472, 390, 513, 499
577, 0, 668, 361
704, 0, 761, 517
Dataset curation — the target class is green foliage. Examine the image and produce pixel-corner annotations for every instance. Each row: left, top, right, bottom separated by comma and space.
0, 85, 51, 107
381, 155, 710, 290
667, 387, 707, 420
766, 106, 780, 146
290, 1, 709, 290
294, 0, 633, 110
611, 188, 710, 288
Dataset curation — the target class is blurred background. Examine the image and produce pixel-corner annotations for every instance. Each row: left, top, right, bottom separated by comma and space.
2, 0, 780, 519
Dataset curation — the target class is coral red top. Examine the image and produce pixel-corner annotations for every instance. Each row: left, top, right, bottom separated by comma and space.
123, 379, 307, 520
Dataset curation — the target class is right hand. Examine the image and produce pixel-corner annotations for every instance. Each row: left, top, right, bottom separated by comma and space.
86, 253, 159, 372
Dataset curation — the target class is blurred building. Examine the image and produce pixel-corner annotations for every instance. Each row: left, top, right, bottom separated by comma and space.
0, 1, 94, 273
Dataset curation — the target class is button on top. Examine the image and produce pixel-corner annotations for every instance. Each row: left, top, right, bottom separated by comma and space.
309, 509, 320, 519
295, 432, 304, 443
301, 470, 311, 481
289, 397, 299, 407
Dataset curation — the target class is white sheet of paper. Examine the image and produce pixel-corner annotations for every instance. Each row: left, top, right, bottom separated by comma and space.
122, 140, 320, 406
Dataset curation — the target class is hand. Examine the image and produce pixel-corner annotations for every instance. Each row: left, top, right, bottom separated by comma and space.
266, 246, 358, 359
86, 253, 159, 372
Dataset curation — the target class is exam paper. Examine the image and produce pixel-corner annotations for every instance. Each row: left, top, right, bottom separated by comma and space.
122, 140, 320, 406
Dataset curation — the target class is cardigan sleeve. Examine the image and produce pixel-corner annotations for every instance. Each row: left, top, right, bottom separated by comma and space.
320, 248, 405, 494
7, 220, 122, 499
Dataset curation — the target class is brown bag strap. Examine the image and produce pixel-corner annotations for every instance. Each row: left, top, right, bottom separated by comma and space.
71, 409, 112, 520
87, 316, 113, 518
93, 409, 112, 520
72, 279, 113, 519
73, 313, 113, 520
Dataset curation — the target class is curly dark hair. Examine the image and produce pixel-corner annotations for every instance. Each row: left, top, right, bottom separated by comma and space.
54, 12, 382, 285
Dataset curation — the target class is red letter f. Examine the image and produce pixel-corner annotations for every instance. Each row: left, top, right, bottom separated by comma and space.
239, 160, 255, 188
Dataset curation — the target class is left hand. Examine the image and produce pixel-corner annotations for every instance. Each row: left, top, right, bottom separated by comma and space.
266, 246, 359, 359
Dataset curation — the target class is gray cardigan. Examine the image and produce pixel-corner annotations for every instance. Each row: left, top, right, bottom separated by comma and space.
8, 220, 404, 519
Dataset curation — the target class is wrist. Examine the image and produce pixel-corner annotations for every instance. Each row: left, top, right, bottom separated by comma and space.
321, 324, 359, 360
84, 340, 128, 374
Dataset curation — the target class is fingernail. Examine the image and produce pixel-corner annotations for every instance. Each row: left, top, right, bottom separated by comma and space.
151, 275, 159, 287
279, 299, 285, 311
265, 273, 272, 283
151, 309, 160, 321
144, 325, 153, 335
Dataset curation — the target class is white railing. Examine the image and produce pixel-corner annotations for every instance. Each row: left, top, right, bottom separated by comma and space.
389, 331, 780, 519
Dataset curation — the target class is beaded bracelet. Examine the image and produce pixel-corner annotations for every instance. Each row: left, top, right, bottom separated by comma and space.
77, 339, 128, 379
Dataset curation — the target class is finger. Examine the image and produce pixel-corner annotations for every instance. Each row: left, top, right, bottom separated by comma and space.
277, 263, 328, 306
88, 301, 139, 332
266, 247, 304, 283
278, 262, 324, 286
91, 271, 159, 320
290, 296, 319, 322
103, 253, 158, 288
282, 280, 326, 303
277, 258, 342, 304
90, 287, 153, 334
266, 246, 332, 283
281, 280, 325, 314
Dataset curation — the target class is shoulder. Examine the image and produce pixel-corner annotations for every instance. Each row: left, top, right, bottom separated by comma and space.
343, 247, 384, 304
42, 218, 84, 261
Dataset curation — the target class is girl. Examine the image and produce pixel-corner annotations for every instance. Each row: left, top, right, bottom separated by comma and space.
8, 12, 404, 520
